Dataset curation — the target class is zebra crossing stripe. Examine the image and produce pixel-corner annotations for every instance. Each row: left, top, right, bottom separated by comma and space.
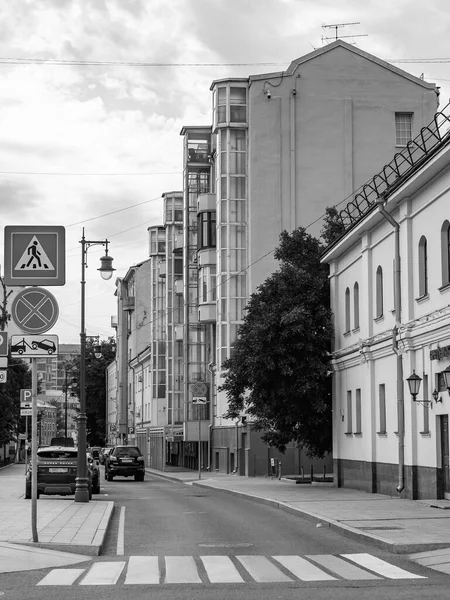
37, 568, 85, 586
200, 556, 244, 583
165, 556, 202, 583
273, 556, 337, 581
125, 556, 160, 584
35, 553, 426, 585
342, 553, 426, 579
307, 555, 379, 580
80, 561, 125, 585
236, 555, 293, 582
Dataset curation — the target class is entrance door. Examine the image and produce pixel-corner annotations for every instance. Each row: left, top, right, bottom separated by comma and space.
441, 415, 450, 498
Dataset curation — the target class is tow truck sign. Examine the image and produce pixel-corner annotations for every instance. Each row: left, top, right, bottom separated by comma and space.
10, 335, 59, 357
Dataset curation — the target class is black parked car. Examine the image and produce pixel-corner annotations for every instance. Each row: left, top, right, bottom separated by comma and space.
25, 446, 92, 499
105, 445, 145, 481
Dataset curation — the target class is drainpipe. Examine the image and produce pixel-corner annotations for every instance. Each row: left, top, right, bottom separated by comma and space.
376, 197, 404, 493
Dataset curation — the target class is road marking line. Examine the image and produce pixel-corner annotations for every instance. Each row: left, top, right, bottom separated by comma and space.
342, 553, 426, 579
37, 568, 85, 586
125, 556, 160, 584
236, 555, 293, 582
200, 556, 244, 583
80, 561, 125, 585
165, 556, 202, 583
307, 554, 379, 580
273, 556, 337, 581
117, 506, 125, 555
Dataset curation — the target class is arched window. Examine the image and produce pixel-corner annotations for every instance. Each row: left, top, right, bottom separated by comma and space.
376, 266, 383, 318
418, 236, 428, 297
442, 221, 450, 287
345, 287, 351, 333
353, 282, 360, 329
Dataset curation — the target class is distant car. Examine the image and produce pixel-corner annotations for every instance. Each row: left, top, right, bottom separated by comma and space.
89, 446, 102, 461
31, 339, 56, 354
87, 452, 101, 494
105, 445, 145, 481
99, 447, 112, 465
25, 446, 92, 499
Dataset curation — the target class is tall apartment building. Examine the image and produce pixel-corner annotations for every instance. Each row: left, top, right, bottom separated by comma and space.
110, 40, 439, 476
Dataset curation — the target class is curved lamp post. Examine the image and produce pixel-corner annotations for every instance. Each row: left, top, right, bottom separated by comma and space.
75, 229, 115, 503
406, 368, 450, 406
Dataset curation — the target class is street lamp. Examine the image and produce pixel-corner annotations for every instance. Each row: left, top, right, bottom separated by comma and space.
75, 229, 115, 503
406, 370, 443, 406
192, 397, 208, 480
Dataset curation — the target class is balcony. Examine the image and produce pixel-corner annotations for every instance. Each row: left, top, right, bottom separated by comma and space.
198, 248, 216, 267
174, 278, 183, 295
198, 303, 216, 323
174, 324, 183, 341
197, 192, 216, 213
122, 297, 135, 311
173, 233, 183, 254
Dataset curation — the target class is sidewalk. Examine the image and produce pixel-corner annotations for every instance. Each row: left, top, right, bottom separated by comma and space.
2, 461, 450, 575
0, 463, 113, 573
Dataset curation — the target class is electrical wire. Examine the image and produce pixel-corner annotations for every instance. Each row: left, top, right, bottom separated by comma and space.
0, 56, 450, 67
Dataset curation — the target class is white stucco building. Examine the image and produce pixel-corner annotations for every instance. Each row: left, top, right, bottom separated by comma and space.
321, 107, 450, 499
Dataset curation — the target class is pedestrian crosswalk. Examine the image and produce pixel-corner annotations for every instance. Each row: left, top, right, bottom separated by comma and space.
36, 552, 426, 585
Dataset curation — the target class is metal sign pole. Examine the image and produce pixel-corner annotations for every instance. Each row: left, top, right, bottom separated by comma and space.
31, 357, 38, 542
24, 416, 28, 474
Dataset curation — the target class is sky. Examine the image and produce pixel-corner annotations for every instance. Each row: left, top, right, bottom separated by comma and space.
1, 0, 450, 345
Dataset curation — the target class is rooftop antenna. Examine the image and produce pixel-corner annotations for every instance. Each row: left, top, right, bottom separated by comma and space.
322, 22, 368, 44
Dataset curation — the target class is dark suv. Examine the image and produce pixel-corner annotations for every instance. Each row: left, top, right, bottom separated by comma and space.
25, 446, 92, 499
105, 445, 145, 481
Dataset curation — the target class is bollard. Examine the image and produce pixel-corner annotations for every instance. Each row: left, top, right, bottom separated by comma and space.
310, 464, 314, 482
301, 466, 304, 481
323, 465, 326, 482
278, 461, 282, 480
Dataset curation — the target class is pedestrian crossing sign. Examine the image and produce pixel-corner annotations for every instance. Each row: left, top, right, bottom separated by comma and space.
3, 226, 65, 286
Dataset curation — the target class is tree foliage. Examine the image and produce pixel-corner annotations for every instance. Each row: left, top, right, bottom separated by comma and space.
320, 206, 346, 247
220, 227, 334, 457
0, 357, 32, 445
66, 338, 116, 446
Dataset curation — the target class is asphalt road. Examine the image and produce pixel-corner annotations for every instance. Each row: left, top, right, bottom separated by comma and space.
1, 468, 450, 600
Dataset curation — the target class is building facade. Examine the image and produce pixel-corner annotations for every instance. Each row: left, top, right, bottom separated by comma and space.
110, 40, 440, 477
321, 107, 450, 499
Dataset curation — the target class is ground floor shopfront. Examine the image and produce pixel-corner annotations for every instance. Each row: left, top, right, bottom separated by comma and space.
142, 421, 332, 479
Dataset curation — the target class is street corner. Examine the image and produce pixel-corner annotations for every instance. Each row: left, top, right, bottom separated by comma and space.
0, 541, 93, 574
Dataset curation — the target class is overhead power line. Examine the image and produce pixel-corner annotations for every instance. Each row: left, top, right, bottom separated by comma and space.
0, 56, 450, 67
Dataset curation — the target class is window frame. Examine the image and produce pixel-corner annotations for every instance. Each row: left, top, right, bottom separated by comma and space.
395, 112, 413, 146
441, 220, 450, 288
375, 266, 384, 319
418, 235, 428, 297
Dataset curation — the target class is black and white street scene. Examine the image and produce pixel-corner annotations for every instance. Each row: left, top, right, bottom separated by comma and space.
1, 1, 450, 599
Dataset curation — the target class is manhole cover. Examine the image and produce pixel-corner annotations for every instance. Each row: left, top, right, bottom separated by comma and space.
199, 542, 254, 548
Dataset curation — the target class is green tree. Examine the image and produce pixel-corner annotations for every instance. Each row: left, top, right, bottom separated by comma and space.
66, 338, 116, 446
0, 356, 32, 445
0, 275, 12, 331
220, 227, 333, 458
320, 206, 346, 247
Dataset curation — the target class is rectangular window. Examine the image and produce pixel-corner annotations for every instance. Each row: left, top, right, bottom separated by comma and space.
355, 389, 362, 434
230, 87, 246, 122
346, 391, 352, 434
217, 87, 226, 123
422, 374, 430, 434
379, 384, 386, 434
395, 112, 413, 146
